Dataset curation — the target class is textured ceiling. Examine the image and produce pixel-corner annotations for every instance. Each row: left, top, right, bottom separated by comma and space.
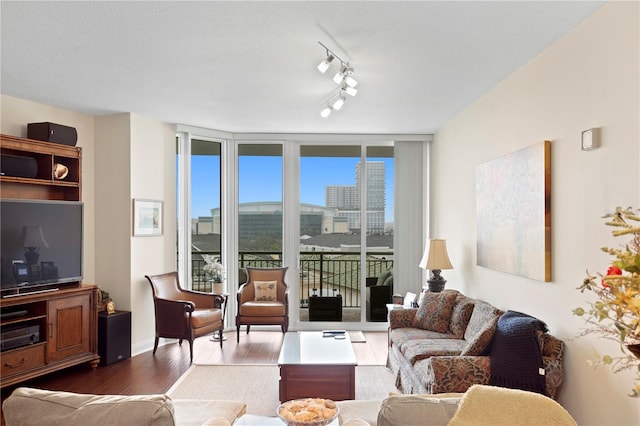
1, 1, 605, 134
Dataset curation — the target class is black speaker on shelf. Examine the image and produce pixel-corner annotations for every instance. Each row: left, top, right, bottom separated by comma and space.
0, 154, 38, 178
98, 310, 131, 366
28, 122, 78, 146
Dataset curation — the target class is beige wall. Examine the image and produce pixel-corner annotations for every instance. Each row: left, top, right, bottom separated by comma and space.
94, 113, 176, 354
130, 113, 176, 353
433, 3, 639, 424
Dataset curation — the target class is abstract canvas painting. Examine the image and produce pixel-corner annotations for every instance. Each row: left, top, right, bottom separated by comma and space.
476, 141, 551, 282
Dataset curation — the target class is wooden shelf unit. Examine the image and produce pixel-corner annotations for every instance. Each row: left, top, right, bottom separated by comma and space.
1, 134, 81, 201
0, 133, 98, 389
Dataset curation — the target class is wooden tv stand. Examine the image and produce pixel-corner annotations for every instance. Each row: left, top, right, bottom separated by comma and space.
1, 134, 99, 388
0, 284, 100, 388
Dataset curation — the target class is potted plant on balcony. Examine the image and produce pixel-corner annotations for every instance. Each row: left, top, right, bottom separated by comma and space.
203, 254, 226, 295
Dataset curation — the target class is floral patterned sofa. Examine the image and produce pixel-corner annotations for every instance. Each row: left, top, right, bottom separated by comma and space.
387, 289, 565, 400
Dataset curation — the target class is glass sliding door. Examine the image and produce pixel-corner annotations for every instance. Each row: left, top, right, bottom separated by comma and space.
237, 144, 283, 275
365, 146, 395, 322
299, 145, 363, 323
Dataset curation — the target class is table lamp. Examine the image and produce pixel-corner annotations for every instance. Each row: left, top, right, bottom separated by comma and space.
21, 225, 50, 265
419, 239, 453, 292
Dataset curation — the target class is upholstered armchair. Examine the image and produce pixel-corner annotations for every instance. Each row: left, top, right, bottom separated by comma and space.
145, 271, 225, 363
236, 266, 289, 342
366, 268, 393, 322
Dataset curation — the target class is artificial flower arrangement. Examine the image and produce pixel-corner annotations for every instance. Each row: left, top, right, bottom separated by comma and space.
203, 254, 226, 282
573, 207, 640, 397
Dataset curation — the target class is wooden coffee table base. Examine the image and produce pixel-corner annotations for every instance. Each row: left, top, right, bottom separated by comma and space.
279, 364, 355, 402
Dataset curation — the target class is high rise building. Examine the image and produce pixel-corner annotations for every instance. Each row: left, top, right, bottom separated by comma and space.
325, 161, 386, 234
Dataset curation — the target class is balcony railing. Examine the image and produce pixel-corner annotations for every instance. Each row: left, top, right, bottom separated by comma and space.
190, 251, 394, 309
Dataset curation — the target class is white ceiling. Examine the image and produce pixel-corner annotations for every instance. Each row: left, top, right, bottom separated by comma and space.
1, 1, 605, 135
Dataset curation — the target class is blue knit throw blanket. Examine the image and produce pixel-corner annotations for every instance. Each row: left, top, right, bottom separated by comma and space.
488, 310, 548, 396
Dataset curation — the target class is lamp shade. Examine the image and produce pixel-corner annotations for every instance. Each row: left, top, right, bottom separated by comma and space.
419, 239, 453, 270
21, 225, 50, 248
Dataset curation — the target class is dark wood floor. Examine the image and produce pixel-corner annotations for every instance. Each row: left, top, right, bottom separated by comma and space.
1, 330, 388, 420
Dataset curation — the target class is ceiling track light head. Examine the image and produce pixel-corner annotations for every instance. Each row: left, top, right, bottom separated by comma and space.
333, 65, 348, 85
320, 105, 332, 118
317, 53, 335, 74
343, 84, 358, 97
331, 92, 346, 110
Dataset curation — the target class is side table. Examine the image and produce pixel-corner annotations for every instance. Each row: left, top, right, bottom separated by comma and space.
309, 295, 342, 321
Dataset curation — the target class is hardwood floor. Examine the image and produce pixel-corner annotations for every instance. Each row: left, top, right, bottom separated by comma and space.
1, 330, 389, 402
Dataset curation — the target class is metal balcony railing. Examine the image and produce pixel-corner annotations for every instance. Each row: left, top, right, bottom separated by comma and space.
190, 251, 393, 308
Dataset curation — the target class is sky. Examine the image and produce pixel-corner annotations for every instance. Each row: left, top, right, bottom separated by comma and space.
189, 155, 394, 222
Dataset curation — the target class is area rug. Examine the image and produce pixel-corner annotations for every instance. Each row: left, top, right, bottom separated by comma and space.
349, 331, 366, 343
167, 364, 396, 416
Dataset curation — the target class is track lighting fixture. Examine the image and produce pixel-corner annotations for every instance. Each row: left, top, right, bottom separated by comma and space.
317, 42, 359, 117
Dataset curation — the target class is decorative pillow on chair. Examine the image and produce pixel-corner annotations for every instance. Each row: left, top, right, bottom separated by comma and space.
254, 280, 278, 301
412, 290, 458, 333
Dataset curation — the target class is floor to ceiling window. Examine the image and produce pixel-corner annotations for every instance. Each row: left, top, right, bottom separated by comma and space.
298, 144, 394, 324
177, 136, 222, 291
237, 144, 283, 272
177, 131, 401, 327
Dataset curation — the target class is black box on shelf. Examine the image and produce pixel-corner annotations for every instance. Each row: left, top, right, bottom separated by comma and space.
28, 122, 77, 146
0, 154, 38, 178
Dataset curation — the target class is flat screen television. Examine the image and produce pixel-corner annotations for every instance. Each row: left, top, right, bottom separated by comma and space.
1, 199, 83, 293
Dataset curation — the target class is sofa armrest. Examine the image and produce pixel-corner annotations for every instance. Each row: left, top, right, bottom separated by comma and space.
421, 356, 491, 394
539, 333, 564, 400
423, 343, 565, 400
389, 308, 418, 329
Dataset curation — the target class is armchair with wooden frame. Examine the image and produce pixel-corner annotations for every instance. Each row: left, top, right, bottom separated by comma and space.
145, 271, 225, 363
235, 266, 289, 343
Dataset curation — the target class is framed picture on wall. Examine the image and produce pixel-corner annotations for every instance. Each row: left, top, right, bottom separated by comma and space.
133, 199, 163, 236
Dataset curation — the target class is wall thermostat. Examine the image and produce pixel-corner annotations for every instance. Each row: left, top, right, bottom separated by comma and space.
581, 128, 599, 151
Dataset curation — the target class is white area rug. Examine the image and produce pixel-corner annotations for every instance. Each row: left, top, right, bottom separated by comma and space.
167, 364, 396, 416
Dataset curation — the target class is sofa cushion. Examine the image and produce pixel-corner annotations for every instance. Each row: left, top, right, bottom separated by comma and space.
448, 384, 577, 426
449, 296, 475, 339
2, 387, 175, 426
463, 300, 502, 342
342, 419, 371, 426
400, 339, 468, 365
413, 290, 458, 333
390, 327, 458, 351
172, 399, 247, 426
377, 394, 461, 426
460, 315, 499, 356
336, 399, 383, 426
